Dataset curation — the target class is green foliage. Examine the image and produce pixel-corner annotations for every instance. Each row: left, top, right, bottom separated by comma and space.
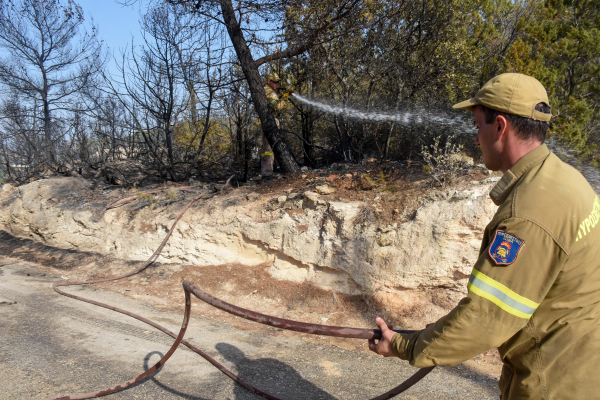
280, 0, 600, 166
281, 0, 490, 163
501, 0, 600, 155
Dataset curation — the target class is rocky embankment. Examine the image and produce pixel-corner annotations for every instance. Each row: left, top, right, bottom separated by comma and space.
0, 175, 500, 322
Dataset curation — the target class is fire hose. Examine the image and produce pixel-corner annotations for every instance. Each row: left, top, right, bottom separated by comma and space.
40, 187, 435, 400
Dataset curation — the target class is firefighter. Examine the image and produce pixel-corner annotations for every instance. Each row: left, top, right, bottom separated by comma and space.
261, 72, 291, 179
369, 73, 600, 399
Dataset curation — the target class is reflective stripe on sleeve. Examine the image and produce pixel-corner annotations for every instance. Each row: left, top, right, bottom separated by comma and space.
467, 269, 539, 319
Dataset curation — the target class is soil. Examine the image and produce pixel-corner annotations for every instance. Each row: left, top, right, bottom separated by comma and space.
247, 160, 495, 225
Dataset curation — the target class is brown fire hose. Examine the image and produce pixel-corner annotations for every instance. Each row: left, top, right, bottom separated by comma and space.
38, 187, 435, 400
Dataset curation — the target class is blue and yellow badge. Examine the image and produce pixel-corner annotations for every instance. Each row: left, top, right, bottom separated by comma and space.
489, 230, 524, 265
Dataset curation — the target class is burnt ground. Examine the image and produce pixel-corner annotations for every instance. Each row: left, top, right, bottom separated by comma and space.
243, 160, 494, 225
20, 157, 494, 227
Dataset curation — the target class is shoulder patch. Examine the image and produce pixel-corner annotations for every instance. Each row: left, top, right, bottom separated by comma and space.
489, 230, 524, 265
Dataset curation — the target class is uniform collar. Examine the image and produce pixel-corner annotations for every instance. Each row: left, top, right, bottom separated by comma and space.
489, 144, 550, 206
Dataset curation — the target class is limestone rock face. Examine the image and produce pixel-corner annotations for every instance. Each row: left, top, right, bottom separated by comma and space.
0, 177, 497, 299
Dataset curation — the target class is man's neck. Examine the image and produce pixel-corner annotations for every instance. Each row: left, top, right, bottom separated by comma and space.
501, 140, 543, 173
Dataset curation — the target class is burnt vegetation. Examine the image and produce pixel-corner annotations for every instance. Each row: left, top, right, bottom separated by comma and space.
0, 0, 598, 186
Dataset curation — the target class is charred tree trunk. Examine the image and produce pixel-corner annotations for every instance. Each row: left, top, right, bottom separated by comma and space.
236, 125, 244, 160
243, 127, 249, 182
218, 0, 298, 173
41, 73, 56, 165
301, 110, 316, 167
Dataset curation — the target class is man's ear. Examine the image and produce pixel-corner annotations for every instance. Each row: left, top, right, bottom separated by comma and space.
496, 115, 509, 139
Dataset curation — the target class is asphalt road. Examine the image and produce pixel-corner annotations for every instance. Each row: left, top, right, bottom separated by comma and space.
0, 261, 500, 400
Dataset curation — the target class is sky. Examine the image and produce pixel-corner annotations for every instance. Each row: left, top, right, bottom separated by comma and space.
77, 0, 144, 62
0, 1, 145, 82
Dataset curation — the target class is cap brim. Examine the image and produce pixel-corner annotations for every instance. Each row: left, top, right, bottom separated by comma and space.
452, 98, 478, 112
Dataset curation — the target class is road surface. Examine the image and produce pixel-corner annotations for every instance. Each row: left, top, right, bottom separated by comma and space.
0, 261, 500, 400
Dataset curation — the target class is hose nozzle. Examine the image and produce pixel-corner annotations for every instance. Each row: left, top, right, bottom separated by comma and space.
278, 87, 295, 100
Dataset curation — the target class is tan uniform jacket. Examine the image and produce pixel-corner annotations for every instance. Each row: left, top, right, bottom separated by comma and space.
264, 84, 289, 115
391, 145, 600, 399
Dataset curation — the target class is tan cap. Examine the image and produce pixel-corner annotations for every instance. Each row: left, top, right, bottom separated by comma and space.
453, 73, 551, 122
267, 72, 281, 82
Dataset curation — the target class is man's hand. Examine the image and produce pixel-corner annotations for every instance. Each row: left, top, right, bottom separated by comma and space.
368, 317, 397, 357
277, 87, 293, 101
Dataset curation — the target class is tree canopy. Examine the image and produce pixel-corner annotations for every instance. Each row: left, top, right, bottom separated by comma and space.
0, 0, 598, 183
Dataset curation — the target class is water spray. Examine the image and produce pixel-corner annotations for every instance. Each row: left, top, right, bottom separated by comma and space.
287, 92, 473, 134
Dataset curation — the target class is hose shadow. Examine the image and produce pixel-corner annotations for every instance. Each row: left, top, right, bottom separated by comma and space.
215, 342, 336, 400
143, 351, 210, 400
